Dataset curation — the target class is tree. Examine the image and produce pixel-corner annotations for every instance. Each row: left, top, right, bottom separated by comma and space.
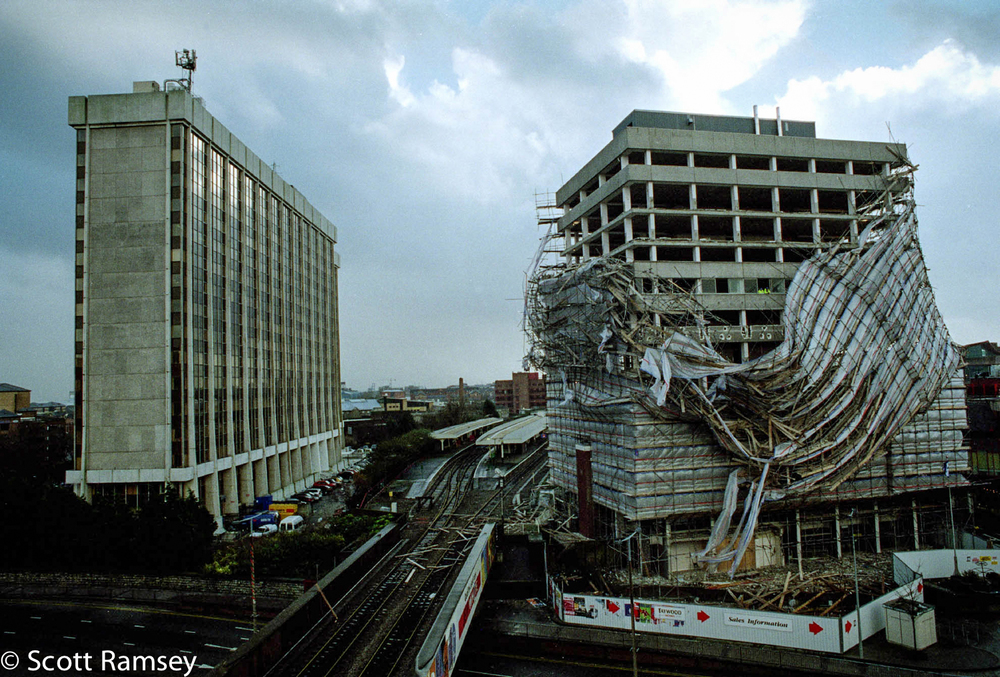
483, 399, 499, 418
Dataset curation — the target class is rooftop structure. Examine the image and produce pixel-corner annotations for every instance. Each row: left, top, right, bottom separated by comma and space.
527, 109, 967, 575
66, 80, 343, 522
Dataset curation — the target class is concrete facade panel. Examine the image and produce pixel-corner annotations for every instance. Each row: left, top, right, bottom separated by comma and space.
88, 272, 164, 300
87, 446, 164, 471
89, 246, 163, 274
88, 297, 165, 325
88, 346, 166, 377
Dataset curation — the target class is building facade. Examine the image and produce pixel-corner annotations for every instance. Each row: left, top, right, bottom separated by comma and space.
494, 372, 546, 415
66, 82, 343, 522
0, 383, 31, 415
531, 110, 967, 573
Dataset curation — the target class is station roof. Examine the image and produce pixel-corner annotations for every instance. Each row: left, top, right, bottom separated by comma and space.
430, 417, 503, 440
476, 415, 546, 446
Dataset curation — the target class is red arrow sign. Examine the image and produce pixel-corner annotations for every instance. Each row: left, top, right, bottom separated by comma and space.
697, 610, 710, 622
845, 621, 852, 633
809, 622, 823, 635
606, 600, 620, 614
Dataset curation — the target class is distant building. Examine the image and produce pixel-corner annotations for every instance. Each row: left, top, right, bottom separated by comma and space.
66, 81, 343, 522
382, 397, 432, 413
963, 341, 1000, 380
342, 399, 383, 419
494, 372, 546, 415
410, 383, 494, 406
0, 383, 31, 414
963, 343, 1000, 476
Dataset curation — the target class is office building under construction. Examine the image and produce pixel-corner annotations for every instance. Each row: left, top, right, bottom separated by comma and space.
526, 110, 968, 576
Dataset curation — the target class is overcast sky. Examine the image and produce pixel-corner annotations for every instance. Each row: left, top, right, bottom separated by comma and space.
2, 0, 999, 402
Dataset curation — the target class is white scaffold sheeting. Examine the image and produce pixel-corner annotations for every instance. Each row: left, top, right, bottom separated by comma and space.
527, 169, 967, 577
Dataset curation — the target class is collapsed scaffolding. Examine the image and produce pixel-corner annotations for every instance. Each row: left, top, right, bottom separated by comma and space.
525, 161, 968, 578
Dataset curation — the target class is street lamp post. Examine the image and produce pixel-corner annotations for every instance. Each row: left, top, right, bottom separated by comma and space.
619, 528, 640, 677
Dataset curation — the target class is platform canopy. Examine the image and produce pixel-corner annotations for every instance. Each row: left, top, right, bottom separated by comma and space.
430, 417, 503, 440
476, 414, 547, 447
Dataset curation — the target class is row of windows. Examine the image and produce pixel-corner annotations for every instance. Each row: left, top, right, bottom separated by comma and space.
176, 128, 339, 468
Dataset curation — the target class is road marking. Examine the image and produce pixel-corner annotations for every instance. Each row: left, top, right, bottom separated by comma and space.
235, 626, 254, 632
63, 636, 75, 640
180, 651, 193, 655
81, 620, 92, 624
3, 631, 14, 635
134, 624, 145, 629
124, 643, 135, 647
185, 630, 197, 634
1, 599, 245, 624
204, 644, 236, 652
239, 637, 251, 642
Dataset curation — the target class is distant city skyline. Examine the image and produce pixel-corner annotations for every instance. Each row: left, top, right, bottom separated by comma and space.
3, 0, 1000, 403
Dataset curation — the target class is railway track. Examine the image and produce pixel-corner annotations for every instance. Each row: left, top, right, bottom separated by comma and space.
266, 443, 547, 677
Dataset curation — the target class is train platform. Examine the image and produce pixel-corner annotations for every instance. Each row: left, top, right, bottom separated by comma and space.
472, 598, 1000, 676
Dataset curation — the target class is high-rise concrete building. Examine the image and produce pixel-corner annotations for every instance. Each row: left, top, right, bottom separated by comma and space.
528, 110, 967, 573
65, 81, 343, 524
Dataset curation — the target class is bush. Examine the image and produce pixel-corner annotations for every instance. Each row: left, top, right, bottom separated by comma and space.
206, 512, 391, 578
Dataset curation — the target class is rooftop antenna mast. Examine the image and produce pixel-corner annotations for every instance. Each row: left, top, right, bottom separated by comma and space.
173, 49, 197, 92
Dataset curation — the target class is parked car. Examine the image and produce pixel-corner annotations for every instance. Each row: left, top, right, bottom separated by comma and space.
292, 492, 319, 503
249, 524, 278, 538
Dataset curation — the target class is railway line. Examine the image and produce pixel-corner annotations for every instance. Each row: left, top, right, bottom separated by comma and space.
264, 443, 547, 677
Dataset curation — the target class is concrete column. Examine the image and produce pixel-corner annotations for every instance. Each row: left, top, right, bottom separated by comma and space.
221, 466, 238, 515
689, 184, 697, 210
238, 462, 253, 508
646, 181, 654, 208
622, 186, 631, 211
624, 218, 634, 262
912, 498, 920, 549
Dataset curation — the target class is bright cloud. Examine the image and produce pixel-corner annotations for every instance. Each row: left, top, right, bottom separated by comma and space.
779, 40, 1000, 121
601, 0, 808, 110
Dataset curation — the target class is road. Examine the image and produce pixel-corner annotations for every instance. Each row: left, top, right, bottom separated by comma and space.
0, 599, 252, 676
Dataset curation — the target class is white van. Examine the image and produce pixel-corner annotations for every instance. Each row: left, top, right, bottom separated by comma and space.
279, 515, 305, 532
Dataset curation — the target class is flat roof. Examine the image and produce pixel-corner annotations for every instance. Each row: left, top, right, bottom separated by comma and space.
430, 417, 503, 440
476, 415, 546, 446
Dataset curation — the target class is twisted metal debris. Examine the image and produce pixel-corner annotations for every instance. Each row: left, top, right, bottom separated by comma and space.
525, 165, 960, 576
